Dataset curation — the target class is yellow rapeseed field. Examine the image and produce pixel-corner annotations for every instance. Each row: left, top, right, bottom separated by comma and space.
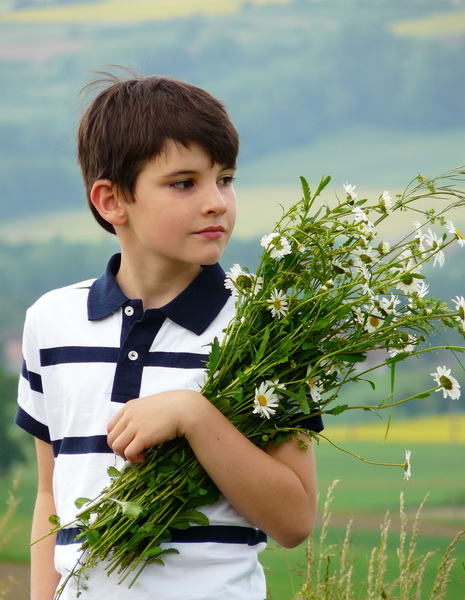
391, 9, 465, 38
0, 0, 287, 23
327, 414, 465, 445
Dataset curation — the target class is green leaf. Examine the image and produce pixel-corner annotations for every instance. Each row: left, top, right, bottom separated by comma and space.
115, 500, 144, 519
255, 326, 271, 364
337, 353, 367, 364
107, 466, 121, 479
48, 514, 60, 527
74, 497, 92, 509
327, 404, 349, 416
300, 176, 311, 204
207, 337, 221, 373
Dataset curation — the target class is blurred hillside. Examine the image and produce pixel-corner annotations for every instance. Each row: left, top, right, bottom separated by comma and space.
1, 0, 464, 222
0, 0, 464, 419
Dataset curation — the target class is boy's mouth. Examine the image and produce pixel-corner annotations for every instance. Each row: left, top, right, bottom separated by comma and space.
195, 226, 226, 239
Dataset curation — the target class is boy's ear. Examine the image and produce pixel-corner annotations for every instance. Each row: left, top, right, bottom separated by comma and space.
90, 179, 128, 227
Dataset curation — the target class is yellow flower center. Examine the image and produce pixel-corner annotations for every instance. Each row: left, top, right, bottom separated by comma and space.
440, 375, 453, 391
369, 315, 381, 328
257, 394, 268, 406
307, 376, 315, 388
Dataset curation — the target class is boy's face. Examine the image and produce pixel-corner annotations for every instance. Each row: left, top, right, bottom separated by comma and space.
117, 139, 236, 271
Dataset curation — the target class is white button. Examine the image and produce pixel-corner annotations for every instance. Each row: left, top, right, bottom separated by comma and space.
124, 306, 134, 316
128, 351, 138, 361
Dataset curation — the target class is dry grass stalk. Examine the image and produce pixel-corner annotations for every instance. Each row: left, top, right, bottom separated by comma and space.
294, 481, 464, 600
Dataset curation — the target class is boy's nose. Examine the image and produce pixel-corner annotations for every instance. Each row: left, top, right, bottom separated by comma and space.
204, 185, 228, 215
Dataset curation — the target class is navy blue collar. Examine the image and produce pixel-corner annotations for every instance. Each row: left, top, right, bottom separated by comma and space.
88, 254, 231, 335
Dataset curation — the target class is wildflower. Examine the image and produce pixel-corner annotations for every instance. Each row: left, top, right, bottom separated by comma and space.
364, 303, 384, 332
430, 366, 461, 400
224, 264, 263, 297
445, 219, 465, 247
260, 232, 292, 260
395, 272, 424, 296
352, 206, 369, 224
332, 259, 349, 275
404, 450, 412, 481
379, 295, 401, 316
358, 264, 375, 298
424, 228, 445, 267
413, 221, 426, 252
267, 289, 289, 319
253, 381, 280, 419
343, 182, 358, 200
377, 241, 391, 256
352, 246, 377, 268
451, 296, 465, 329
306, 367, 322, 404
379, 190, 392, 213
388, 334, 417, 358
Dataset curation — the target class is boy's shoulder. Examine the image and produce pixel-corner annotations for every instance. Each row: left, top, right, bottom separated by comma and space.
28, 277, 97, 315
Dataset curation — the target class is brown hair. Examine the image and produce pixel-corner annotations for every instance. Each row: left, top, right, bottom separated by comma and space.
77, 69, 239, 234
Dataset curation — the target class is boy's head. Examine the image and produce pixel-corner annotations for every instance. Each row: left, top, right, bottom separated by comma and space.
77, 70, 239, 234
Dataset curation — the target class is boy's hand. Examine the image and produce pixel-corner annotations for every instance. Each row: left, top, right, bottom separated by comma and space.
107, 390, 204, 464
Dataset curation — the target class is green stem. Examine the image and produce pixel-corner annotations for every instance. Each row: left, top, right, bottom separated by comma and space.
316, 432, 406, 470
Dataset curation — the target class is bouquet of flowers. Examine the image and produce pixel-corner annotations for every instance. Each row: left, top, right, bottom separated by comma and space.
48, 167, 465, 594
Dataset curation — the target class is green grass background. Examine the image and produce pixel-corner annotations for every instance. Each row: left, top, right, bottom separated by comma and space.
2, 439, 464, 598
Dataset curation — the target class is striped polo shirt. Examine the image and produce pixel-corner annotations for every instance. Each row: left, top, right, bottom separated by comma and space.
16, 254, 322, 600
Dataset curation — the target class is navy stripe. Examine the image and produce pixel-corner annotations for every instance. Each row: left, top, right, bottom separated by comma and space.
57, 526, 267, 546
15, 406, 50, 443
40, 346, 119, 366
145, 352, 208, 369
21, 360, 43, 393
52, 435, 112, 457
56, 528, 81, 545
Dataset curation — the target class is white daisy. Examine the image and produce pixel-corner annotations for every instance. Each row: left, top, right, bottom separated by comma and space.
416, 281, 430, 299
404, 450, 412, 481
364, 303, 384, 333
352, 246, 377, 268
352, 206, 369, 224
379, 295, 401, 316
267, 289, 289, 319
253, 381, 280, 419
377, 241, 391, 256
224, 264, 246, 297
332, 259, 349, 275
224, 264, 263, 297
445, 220, 465, 247
451, 296, 465, 329
413, 221, 426, 252
379, 190, 392, 213
306, 367, 322, 404
430, 366, 461, 400
388, 334, 417, 358
260, 232, 292, 260
395, 272, 424, 296
343, 182, 358, 200
424, 228, 445, 267
358, 264, 375, 298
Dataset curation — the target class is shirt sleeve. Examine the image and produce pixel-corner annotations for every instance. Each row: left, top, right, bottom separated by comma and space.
297, 412, 324, 433
15, 305, 51, 443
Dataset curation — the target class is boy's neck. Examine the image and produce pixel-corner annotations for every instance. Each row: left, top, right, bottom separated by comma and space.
116, 254, 203, 309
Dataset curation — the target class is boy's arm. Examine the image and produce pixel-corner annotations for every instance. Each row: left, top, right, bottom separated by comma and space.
31, 438, 60, 600
108, 391, 318, 548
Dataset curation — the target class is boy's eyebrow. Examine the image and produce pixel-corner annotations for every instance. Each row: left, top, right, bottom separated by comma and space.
162, 166, 236, 178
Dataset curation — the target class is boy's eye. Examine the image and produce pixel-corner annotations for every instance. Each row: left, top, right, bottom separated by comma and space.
170, 180, 194, 190
219, 175, 235, 186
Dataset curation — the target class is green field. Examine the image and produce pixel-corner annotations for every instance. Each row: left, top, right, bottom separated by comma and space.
2, 438, 464, 598
0, 0, 287, 22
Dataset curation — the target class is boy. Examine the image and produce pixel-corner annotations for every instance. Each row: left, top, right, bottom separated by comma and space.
16, 71, 323, 599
